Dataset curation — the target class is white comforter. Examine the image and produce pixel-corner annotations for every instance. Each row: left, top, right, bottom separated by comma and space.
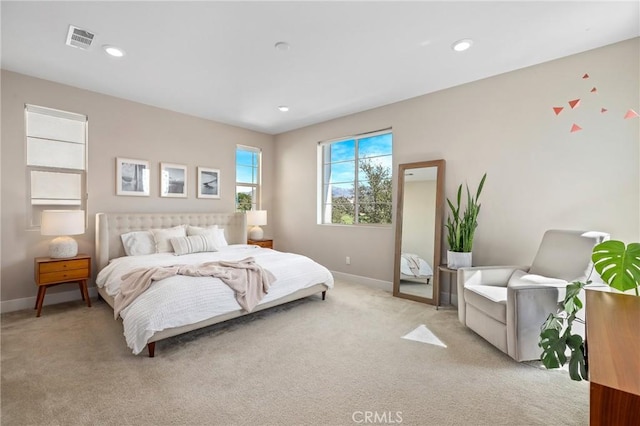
96, 245, 334, 354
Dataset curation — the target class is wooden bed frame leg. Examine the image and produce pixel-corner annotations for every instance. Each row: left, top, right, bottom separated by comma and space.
147, 342, 156, 358
322, 291, 326, 301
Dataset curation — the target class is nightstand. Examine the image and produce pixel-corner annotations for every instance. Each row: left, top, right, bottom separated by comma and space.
248, 239, 273, 249
34, 254, 91, 317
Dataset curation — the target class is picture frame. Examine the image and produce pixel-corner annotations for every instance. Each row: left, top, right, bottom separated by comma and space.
160, 162, 188, 198
197, 166, 220, 199
116, 157, 150, 196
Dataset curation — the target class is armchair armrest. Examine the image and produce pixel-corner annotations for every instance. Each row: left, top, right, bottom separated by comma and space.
506, 282, 566, 362
459, 265, 530, 287
457, 265, 530, 324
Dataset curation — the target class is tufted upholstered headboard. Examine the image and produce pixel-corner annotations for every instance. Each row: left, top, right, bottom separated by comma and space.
95, 212, 247, 271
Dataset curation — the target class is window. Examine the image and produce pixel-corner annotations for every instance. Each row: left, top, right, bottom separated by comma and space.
25, 104, 87, 228
319, 129, 393, 225
235, 145, 261, 212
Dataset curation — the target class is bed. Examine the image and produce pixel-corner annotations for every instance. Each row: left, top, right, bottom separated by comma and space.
400, 253, 433, 284
95, 212, 334, 357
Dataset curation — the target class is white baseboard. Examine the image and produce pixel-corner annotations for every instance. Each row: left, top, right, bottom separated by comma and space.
330, 271, 392, 292
1, 287, 98, 314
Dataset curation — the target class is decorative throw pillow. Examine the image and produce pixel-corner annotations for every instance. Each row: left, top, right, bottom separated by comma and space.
120, 231, 156, 256
187, 225, 228, 247
151, 225, 187, 253
170, 234, 218, 256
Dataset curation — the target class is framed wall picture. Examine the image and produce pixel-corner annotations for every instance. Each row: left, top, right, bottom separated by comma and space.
116, 158, 150, 196
160, 162, 187, 198
197, 167, 220, 199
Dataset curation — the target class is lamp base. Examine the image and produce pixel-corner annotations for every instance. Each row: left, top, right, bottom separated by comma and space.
49, 236, 78, 259
248, 226, 264, 241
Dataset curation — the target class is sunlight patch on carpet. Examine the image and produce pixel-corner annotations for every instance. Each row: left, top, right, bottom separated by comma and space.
402, 324, 447, 348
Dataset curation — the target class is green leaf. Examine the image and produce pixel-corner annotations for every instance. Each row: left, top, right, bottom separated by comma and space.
564, 281, 585, 301
592, 241, 640, 293
540, 328, 567, 369
476, 173, 487, 199
566, 334, 587, 381
446, 198, 458, 218
541, 313, 563, 332
563, 281, 585, 316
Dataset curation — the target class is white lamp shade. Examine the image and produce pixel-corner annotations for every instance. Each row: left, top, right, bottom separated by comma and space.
40, 210, 85, 236
246, 210, 267, 226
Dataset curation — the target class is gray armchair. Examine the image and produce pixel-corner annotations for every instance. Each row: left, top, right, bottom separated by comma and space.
457, 230, 609, 361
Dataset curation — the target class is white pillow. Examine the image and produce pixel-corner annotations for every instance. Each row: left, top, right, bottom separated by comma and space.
151, 225, 187, 253
120, 231, 156, 256
170, 234, 218, 256
187, 225, 228, 247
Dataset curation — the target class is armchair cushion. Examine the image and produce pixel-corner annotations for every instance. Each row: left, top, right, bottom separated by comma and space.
465, 286, 507, 323
457, 266, 529, 324
507, 269, 568, 288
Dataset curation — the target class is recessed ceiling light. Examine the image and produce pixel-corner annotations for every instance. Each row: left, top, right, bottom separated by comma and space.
103, 45, 125, 58
274, 41, 291, 51
451, 39, 473, 52
277, 106, 289, 112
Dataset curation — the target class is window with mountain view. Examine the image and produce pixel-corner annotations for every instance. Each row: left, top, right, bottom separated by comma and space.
320, 130, 393, 225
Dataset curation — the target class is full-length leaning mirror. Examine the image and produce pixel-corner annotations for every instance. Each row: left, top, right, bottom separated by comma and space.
393, 160, 445, 306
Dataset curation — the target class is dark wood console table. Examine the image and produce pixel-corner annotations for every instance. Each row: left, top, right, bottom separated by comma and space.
586, 290, 640, 425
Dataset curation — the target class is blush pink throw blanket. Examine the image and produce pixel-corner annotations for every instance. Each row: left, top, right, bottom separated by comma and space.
113, 257, 275, 319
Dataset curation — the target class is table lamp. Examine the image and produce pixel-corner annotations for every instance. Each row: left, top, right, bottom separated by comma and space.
246, 210, 267, 241
40, 210, 85, 258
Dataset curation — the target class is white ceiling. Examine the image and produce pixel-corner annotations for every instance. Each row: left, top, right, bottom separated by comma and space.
2, 1, 638, 135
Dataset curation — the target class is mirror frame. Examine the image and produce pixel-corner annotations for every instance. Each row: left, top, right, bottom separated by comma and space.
393, 159, 446, 306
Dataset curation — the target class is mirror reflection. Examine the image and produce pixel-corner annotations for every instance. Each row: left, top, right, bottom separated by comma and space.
393, 160, 445, 305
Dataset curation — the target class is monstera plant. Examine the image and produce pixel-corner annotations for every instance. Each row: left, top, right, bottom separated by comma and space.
539, 240, 640, 381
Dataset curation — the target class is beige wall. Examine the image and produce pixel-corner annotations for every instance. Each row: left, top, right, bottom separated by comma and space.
274, 38, 640, 282
1, 70, 274, 302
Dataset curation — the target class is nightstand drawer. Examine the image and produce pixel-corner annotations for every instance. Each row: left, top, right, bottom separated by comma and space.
248, 239, 273, 249
39, 259, 89, 274
39, 268, 89, 284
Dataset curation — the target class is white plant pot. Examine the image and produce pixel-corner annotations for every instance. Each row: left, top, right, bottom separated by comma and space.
447, 250, 472, 269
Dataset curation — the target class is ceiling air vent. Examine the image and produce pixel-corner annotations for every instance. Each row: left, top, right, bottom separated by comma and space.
65, 25, 95, 50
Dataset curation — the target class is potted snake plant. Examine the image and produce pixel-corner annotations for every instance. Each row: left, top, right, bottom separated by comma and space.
445, 173, 487, 269
539, 240, 640, 381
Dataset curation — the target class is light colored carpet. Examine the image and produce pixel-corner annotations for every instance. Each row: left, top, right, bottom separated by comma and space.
1, 280, 588, 425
